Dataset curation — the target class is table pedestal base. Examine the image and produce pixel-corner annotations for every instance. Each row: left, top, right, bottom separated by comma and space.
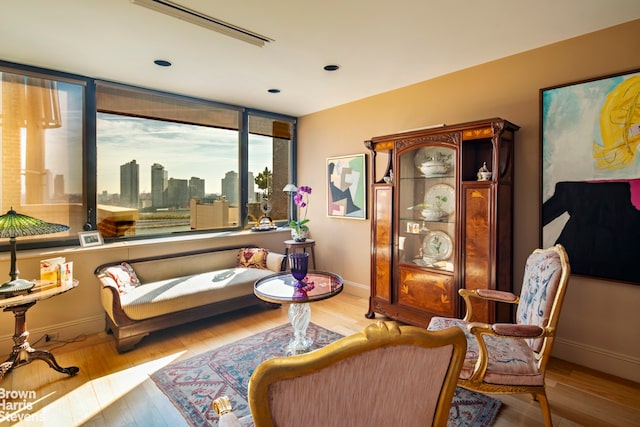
286, 302, 312, 356
0, 302, 79, 380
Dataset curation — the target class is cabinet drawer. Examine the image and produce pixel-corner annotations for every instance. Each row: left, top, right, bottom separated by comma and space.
398, 267, 455, 316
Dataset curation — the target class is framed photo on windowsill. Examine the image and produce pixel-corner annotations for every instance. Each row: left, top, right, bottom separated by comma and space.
78, 231, 104, 247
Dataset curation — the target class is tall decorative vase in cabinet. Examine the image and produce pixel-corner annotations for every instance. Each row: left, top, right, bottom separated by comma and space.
364, 118, 519, 326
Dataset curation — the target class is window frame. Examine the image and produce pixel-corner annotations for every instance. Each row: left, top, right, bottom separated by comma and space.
0, 60, 297, 250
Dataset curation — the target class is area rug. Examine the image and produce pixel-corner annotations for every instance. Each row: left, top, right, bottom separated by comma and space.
151, 323, 501, 426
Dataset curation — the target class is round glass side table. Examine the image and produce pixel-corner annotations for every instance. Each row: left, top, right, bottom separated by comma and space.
254, 271, 343, 355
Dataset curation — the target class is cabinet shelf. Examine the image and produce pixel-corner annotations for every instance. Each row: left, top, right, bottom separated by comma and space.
400, 217, 454, 223
401, 174, 456, 180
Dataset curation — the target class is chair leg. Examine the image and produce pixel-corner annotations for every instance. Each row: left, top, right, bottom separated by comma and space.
536, 391, 553, 427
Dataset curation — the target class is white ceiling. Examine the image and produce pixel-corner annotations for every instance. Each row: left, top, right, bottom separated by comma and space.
2, 0, 640, 117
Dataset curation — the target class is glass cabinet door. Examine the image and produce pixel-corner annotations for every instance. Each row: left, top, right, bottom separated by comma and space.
397, 145, 456, 272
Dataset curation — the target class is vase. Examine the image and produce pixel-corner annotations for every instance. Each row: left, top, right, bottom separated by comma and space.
291, 227, 309, 242
289, 252, 309, 287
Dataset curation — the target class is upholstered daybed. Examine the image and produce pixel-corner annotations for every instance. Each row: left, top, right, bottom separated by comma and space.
94, 246, 286, 352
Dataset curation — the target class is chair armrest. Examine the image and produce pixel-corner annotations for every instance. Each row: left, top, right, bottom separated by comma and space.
475, 289, 519, 303
465, 321, 546, 383
492, 323, 544, 338
458, 289, 520, 322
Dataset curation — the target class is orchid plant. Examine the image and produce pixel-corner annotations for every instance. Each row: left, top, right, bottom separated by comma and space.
289, 185, 312, 234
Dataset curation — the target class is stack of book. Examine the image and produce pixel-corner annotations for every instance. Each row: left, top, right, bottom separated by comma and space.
40, 257, 73, 287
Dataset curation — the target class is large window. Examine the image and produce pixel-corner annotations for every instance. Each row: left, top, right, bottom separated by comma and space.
97, 113, 240, 235
0, 66, 86, 244
95, 82, 294, 239
0, 62, 295, 247
247, 114, 294, 228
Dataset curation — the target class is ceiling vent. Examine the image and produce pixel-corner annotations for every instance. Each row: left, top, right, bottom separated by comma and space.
131, 0, 274, 47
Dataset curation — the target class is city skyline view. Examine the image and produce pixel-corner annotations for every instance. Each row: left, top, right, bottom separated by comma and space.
97, 113, 273, 197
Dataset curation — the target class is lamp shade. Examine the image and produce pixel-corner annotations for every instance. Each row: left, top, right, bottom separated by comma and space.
0, 208, 69, 238
282, 184, 297, 193
0, 208, 70, 293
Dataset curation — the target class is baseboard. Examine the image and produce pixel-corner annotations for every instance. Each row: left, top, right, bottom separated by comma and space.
343, 280, 369, 299
553, 337, 640, 383
0, 315, 105, 355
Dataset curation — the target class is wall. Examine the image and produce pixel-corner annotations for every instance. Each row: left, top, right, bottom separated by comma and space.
296, 19, 640, 382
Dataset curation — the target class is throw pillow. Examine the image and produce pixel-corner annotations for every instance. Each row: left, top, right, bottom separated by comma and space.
237, 248, 269, 269
105, 262, 141, 294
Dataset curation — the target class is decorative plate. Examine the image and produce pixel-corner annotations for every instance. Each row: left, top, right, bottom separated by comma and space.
422, 230, 453, 261
425, 184, 455, 215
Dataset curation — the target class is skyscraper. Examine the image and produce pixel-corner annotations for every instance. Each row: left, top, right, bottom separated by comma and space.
167, 178, 189, 208
189, 176, 205, 200
120, 160, 139, 208
221, 170, 238, 206
151, 163, 168, 208
247, 171, 256, 203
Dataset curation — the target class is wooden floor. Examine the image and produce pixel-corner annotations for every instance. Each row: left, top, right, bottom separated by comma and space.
1, 292, 639, 426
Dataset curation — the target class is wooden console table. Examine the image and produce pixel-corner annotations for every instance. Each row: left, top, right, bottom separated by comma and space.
0, 280, 80, 380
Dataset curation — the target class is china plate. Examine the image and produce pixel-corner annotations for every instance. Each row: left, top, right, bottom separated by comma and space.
425, 184, 455, 215
422, 230, 453, 261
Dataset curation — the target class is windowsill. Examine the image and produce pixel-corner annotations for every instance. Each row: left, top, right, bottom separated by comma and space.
0, 227, 292, 261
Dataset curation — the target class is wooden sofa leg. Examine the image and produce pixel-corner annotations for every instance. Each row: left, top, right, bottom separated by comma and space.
116, 334, 149, 353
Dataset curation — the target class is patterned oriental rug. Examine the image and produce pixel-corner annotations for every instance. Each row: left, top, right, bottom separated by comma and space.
151, 323, 501, 426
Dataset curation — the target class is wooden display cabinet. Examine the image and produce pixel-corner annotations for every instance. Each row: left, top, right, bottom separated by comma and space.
364, 118, 519, 327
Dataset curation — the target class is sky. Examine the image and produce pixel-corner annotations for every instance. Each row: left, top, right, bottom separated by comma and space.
96, 113, 272, 195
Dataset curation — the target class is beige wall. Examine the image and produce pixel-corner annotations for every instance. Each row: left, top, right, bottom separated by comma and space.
297, 19, 640, 381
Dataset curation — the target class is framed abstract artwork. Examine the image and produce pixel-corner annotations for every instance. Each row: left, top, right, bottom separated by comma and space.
540, 68, 640, 285
326, 153, 367, 220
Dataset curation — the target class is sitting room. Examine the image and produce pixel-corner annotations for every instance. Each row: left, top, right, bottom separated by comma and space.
0, 1, 638, 426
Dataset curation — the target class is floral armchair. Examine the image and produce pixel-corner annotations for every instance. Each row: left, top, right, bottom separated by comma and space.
213, 321, 466, 427
428, 244, 570, 427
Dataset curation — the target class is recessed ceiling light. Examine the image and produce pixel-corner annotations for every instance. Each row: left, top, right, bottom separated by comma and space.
154, 59, 172, 67
268, 88, 281, 94
323, 64, 340, 71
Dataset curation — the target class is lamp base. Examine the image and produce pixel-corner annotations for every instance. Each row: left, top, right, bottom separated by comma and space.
0, 279, 35, 297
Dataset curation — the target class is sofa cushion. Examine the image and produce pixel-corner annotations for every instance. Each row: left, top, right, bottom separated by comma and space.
105, 262, 141, 294
237, 248, 269, 269
119, 268, 275, 320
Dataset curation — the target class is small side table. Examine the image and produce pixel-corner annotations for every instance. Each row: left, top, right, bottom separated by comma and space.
254, 271, 343, 355
0, 280, 80, 380
284, 239, 316, 269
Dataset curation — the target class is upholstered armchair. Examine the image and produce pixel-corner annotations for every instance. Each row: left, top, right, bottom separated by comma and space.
213, 320, 466, 427
428, 244, 571, 427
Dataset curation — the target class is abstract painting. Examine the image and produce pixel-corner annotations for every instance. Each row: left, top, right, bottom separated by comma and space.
541, 68, 640, 284
327, 154, 366, 219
